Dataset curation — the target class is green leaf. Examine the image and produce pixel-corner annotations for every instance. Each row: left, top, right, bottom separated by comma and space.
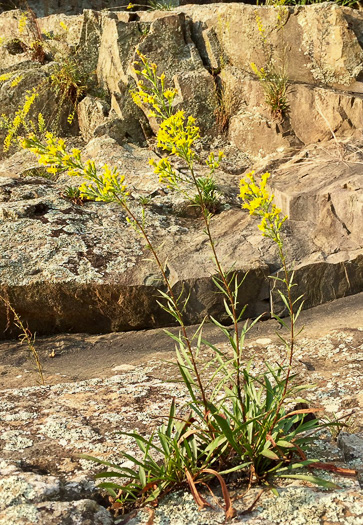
264, 375, 273, 411
276, 290, 291, 313
177, 362, 198, 404
94, 470, 136, 479
117, 432, 164, 455
278, 474, 340, 489
261, 449, 280, 460
219, 462, 251, 475
79, 455, 126, 471
275, 440, 295, 448
166, 398, 176, 437
276, 460, 319, 473
211, 413, 241, 455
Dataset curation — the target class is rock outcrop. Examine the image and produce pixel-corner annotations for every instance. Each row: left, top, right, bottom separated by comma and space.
0, 298, 362, 523
2, 4, 363, 156
0, 136, 362, 337
0, 3, 362, 336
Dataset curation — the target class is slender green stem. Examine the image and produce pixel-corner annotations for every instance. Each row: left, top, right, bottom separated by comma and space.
270, 242, 295, 430
187, 163, 246, 422
118, 197, 213, 430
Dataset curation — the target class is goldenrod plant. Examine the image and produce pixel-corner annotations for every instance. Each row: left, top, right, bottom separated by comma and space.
0, 90, 47, 152
250, 11, 289, 120
0, 11, 101, 152
250, 61, 289, 120
13, 8, 46, 63
22, 54, 349, 517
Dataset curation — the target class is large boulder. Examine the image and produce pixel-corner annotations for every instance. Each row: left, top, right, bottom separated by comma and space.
184, 3, 363, 90
0, 136, 362, 337
179, 3, 363, 156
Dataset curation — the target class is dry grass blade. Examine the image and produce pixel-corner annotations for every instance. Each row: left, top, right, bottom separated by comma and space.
0, 294, 45, 385
292, 442, 307, 461
266, 434, 277, 447
309, 462, 358, 477
146, 507, 155, 525
197, 481, 225, 510
240, 488, 265, 515
185, 469, 211, 510
278, 408, 323, 422
177, 429, 199, 445
201, 468, 236, 519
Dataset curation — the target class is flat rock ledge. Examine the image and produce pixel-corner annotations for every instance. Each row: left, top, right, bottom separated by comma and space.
0, 298, 362, 524
1, 139, 362, 338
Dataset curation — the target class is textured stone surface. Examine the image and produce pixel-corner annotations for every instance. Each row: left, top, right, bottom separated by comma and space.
2, 5, 363, 157
0, 136, 362, 337
2, 4, 363, 149
0, 297, 362, 523
184, 3, 363, 90
77, 95, 110, 142
338, 433, 363, 463
181, 3, 363, 156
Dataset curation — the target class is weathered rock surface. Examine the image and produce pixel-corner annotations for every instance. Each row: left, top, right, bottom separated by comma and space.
2, 4, 363, 156
0, 4, 362, 334
0, 135, 361, 337
0, 296, 362, 523
338, 433, 363, 463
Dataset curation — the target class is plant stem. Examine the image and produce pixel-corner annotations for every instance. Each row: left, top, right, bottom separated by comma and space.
270, 242, 295, 429
118, 197, 213, 430
187, 164, 246, 422
0, 295, 45, 385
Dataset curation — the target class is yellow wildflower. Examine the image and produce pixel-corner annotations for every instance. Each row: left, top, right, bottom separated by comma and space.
59, 20, 69, 31
0, 73, 12, 83
239, 172, 287, 242
18, 12, 27, 34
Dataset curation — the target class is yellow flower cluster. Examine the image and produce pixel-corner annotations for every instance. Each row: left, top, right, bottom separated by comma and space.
131, 51, 177, 120
0, 73, 12, 83
18, 12, 28, 34
11, 75, 24, 88
239, 172, 287, 242
255, 13, 266, 45
38, 113, 46, 133
59, 21, 69, 31
157, 111, 200, 160
130, 53, 223, 202
206, 151, 225, 173
149, 157, 178, 187
79, 164, 129, 203
22, 133, 129, 203
250, 62, 266, 81
22, 132, 71, 173
4, 89, 39, 152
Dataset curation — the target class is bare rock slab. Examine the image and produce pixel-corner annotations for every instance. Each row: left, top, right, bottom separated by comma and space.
1, 137, 363, 337
338, 433, 363, 463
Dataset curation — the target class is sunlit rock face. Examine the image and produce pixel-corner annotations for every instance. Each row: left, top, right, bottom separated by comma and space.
0, 3, 362, 336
